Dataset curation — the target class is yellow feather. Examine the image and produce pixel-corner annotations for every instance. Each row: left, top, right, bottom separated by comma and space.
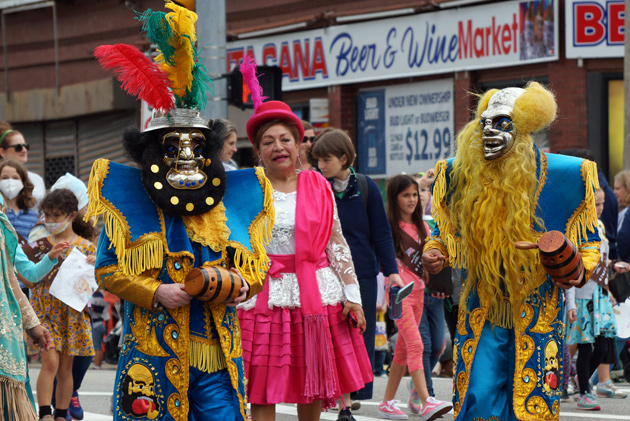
160, 1, 197, 97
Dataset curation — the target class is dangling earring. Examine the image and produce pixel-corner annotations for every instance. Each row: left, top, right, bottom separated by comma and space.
296, 155, 303, 172
257, 157, 264, 168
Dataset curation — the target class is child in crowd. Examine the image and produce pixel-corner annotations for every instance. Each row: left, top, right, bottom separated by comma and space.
566, 189, 625, 410
27, 189, 96, 421
377, 175, 451, 421
90, 290, 109, 370
407, 169, 450, 407
311, 129, 401, 419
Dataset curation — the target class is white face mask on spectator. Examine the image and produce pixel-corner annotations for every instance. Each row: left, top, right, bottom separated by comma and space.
44, 216, 71, 235
0, 178, 23, 200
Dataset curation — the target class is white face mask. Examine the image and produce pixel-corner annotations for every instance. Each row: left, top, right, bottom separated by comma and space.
45, 216, 71, 235
0, 178, 23, 200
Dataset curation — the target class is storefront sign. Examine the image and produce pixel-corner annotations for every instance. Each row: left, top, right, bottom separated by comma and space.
227, 0, 557, 91
565, 0, 624, 58
357, 79, 454, 177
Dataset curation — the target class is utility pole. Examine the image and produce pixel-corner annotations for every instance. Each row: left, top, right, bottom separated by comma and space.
197, 0, 228, 120
624, 0, 630, 168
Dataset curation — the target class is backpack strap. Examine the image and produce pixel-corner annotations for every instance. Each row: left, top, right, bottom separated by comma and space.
356, 172, 369, 209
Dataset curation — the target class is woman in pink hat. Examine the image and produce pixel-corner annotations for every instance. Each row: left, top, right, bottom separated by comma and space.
236, 58, 372, 421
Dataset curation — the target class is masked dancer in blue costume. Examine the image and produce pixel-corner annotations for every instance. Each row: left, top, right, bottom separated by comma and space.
422, 82, 600, 421
86, 3, 273, 421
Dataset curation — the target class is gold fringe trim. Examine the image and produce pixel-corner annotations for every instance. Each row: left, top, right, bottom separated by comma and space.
85, 160, 274, 283
564, 159, 601, 285
485, 296, 513, 330
0, 376, 37, 421
189, 339, 227, 374
85, 159, 164, 276
227, 167, 275, 292
182, 202, 230, 252
430, 160, 464, 268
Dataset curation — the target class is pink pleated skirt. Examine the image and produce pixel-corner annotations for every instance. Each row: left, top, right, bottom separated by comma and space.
238, 302, 373, 407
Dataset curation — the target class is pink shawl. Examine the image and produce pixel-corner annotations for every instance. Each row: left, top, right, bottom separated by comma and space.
294, 170, 336, 399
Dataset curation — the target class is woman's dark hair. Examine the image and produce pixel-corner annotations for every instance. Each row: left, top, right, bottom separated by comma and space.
301, 120, 313, 131
386, 174, 427, 259
252, 118, 300, 151
40, 189, 98, 241
0, 159, 36, 210
310, 128, 356, 170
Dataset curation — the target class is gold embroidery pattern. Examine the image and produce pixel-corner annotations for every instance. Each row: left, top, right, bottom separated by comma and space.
454, 307, 487, 419
211, 305, 247, 420
130, 307, 169, 358
530, 287, 559, 334
525, 396, 559, 420
167, 393, 184, 419
164, 309, 189, 421
456, 302, 468, 337
165, 254, 193, 285
513, 300, 557, 420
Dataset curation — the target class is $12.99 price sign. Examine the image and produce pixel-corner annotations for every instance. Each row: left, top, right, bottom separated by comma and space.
405, 126, 452, 165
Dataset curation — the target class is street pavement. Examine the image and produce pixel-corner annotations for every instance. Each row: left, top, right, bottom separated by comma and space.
29, 363, 630, 420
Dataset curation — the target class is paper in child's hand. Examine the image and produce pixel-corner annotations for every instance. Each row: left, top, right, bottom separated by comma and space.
50, 248, 98, 312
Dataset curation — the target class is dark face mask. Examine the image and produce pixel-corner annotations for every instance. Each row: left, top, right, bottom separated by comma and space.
140, 128, 226, 216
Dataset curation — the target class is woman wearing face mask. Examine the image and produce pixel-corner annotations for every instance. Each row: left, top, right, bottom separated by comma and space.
0, 160, 40, 295
0, 123, 45, 203
0, 160, 39, 240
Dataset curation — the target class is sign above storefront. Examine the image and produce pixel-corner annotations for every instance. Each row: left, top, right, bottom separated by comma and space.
565, 0, 624, 58
357, 79, 454, 178
227, 0, 558, 91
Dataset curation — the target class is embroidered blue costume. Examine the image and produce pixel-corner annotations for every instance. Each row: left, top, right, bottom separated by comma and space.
424, 83, 600, 421
90, 4, 273, 419
88, 160, 272, 421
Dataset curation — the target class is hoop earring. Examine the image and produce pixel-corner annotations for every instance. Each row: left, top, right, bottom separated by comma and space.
296, 155, 303, 170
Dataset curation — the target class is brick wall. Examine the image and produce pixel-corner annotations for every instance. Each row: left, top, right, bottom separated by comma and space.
548, 58, 588, 151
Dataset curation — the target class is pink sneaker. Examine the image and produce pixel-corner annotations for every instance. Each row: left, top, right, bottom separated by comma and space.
420, 396, 452, 421
378, 399, 408, 420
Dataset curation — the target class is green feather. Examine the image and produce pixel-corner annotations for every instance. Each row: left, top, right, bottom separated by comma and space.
179, 51, 214, 111
136, 9, 176, 66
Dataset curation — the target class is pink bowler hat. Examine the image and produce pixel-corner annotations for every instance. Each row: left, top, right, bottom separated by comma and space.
245, 100, 304, 145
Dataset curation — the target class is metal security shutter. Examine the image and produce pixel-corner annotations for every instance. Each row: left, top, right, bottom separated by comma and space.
44, 120, 77, 188
77, 110, 138, 183
13, 122, 45, 178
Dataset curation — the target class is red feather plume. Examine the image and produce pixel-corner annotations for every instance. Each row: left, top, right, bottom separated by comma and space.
94, 44, 174, 111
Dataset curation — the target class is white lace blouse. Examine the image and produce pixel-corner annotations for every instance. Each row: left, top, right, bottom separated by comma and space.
239, 189, 361, 310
